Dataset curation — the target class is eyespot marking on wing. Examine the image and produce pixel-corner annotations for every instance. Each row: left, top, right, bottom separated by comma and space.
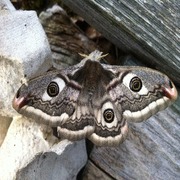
42, 77, 66, 101
95, 102, 118, 129
123, 73, 148, 95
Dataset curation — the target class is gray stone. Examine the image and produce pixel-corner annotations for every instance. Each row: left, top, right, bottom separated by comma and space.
0, 116, 87, 180
0, 10, 52, 117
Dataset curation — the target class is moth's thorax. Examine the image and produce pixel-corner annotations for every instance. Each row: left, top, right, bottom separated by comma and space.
73, 60, 113, 94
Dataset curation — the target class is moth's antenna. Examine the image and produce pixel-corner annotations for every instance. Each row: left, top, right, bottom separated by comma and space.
97, 53, 108, 60
78, 53, 89, 58
79, 50, 108, 61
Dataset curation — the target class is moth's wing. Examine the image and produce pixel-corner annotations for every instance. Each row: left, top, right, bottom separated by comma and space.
13, 69, 95, 140
57, 104, 95, 141
88, 100, 129, 146
103, 65, 177, 123
88, 64, 177, 146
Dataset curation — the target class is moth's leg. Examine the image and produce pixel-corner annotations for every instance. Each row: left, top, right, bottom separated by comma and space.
52, 127, 60, 139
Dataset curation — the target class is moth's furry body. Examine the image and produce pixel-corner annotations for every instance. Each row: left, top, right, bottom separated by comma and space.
13, 51, 177, 146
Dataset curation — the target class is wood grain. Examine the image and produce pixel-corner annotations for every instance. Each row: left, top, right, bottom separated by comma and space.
62, 0, 180, 86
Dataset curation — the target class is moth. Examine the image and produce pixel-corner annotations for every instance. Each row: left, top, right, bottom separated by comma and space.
13, 50, 178, 146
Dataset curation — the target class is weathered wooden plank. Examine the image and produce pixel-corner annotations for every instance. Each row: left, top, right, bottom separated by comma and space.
62, 0, 180, 86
